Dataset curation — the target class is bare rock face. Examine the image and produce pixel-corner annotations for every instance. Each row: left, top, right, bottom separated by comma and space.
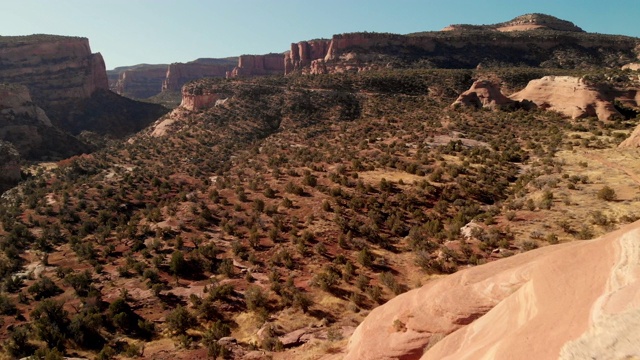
0, 140, 21, 193
0, 35, 108, 107
162, 59, 236, 92
451, 80, 515, 109
112, 65, 168, 99
227, 54, 285, 77
0, 35, 166, 138
0, 83, 88, 159
510, 76, 625, 121
619, 123, 640, 148
623, 63, 640, 71
284, 40, 331, 74
344, 221, 640, 360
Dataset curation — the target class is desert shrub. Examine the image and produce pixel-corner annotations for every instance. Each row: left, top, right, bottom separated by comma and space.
597, 186, 616, 201
28, 276, 62, 300
245, 285, 268, 311
166, 305, 196, 335
31, 299, 70, 350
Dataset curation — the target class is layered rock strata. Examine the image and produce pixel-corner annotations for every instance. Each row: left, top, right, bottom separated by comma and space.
111, 65, 168, 99
227, 54, 285, 77
163, 60, 236, 92
344, 221, 640, 360
0, 35, 108, 107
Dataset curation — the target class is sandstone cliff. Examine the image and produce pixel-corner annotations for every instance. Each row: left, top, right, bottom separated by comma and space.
109, 58, 237, 99
344, 221, 640, 360
227, 54, 285, 77
0, 34, 166, 138
163, 58, 236, 92
111, 64, 168, 99
284, 40, 331, 74
509, 76, 625, 121
279, 14, 638, 76
0, 83, 90, 159
0, 35, 108, 106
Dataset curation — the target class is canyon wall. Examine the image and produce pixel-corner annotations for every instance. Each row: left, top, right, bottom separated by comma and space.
284, 40, 331, 74
227, 53, 285, 77
0, 35, 168, 137
109, 59, 237, 99
163, 60, 235, 92
112, 65, 168, 99
0, 35, 108, 107
0, 83, 90, 159
281, 25, 638, 75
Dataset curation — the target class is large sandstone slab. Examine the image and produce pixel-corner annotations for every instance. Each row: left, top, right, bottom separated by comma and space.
344, 221, 640, 360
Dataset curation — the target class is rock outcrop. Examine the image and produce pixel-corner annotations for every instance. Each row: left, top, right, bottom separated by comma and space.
344, 221, 640, 360
444, 13, 584, 32
451, 80, 515, 109
0, 35, 108, 107
0, 83, 89, 159
163, 58, 236, 92
111, 64, 168, 99
0, 34, 167, 138
619, 123, 640, 147
227, 54, 285, 78
623, 63, 640, 71
108, 58, 236, 99
509, 76, 624, 120
281, 14, 638, 75
284, 40, 331, 74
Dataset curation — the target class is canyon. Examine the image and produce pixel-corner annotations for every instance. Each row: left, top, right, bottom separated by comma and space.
0, 34, 167, 142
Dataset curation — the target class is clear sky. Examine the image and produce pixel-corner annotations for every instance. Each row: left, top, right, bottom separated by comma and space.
3, 0, 639, 70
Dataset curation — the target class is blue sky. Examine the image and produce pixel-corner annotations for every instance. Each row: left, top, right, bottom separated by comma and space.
3, 0, 639, 69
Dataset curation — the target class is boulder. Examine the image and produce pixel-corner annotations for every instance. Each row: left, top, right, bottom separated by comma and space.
510, 76, 624, 120
451, 80, 514, 109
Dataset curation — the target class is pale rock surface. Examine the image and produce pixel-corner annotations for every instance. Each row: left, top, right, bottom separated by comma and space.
619, 125, 640, 148
343, 221, 640, 360
510, 76, 623, 121
451, 80, 514, 109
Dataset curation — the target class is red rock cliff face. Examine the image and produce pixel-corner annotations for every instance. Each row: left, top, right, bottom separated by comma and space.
179, 86, 223, 111
227, 54, 285, 77
113, 66, 168, 99
284, 40, 331, 74
163, 62, 235, 92
0, 35, 108, 107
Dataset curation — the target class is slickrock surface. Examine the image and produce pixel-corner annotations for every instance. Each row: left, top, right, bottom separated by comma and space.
344, 221, 640, 360
619, 123, 640, 148
510, 76, 623, 121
